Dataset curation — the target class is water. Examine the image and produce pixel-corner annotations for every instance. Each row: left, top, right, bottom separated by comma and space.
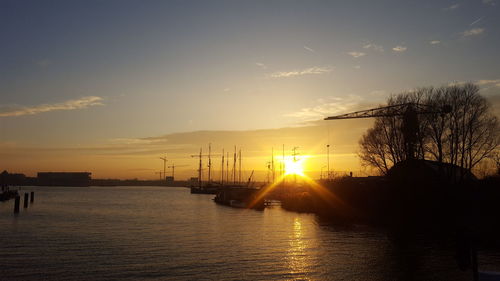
1, 186, 499, 281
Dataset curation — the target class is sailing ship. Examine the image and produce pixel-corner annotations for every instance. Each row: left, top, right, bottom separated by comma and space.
190, 145, 219, 194
190, 144, 253, 196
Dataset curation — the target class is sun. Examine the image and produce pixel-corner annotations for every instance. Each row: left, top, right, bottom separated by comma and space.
284, 158, 305, 176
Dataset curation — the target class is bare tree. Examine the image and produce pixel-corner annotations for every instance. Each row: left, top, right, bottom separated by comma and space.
359, 83, 499, 176
491, 150, 500, 175
359, 121, 393, 175
432, 84, 499, 173
358, 90, 428, 174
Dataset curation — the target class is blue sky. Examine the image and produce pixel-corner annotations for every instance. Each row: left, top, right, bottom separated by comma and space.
1, 0, 499, 178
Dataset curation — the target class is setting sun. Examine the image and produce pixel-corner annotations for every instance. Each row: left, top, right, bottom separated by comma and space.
283, 157, 306, 176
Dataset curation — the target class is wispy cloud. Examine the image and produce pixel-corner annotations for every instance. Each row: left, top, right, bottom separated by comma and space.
448, 80, 467, 87
482, 0, 496, 6
269, 66, 332, 78
255, 62, 267, 69
362, 43, 384, 52
285, 95, 365, 122
108, 137, 169, 146
347, 51, 366, 58
0, 96, 104, 117
449, 79, 500, 88
444, 3, 460, 10
304, 46, 315, 53
462, 28, 485, 37
392, 45, 407, 52
476, 79, 500, 88
430, 40, 441, 45
470, 17, 484, 26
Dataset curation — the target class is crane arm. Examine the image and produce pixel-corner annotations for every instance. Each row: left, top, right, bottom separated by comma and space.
324, 103, 450, 120
324, 102, 451, 160
325, 103, 408, 120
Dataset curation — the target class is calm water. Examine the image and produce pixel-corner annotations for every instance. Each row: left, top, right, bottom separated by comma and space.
1, 186, 499, 281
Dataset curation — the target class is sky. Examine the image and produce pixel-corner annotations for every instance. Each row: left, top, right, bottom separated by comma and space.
1, 0, 499, 180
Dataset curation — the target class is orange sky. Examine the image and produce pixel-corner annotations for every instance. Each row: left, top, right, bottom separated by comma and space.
1, 119, 376, 180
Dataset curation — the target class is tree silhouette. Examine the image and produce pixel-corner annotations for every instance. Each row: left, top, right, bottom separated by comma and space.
359, 83, 499, 176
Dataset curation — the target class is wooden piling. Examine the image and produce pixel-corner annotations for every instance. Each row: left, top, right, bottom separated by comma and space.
24, 193, 29, 208
30, 191, 34, 203
14, 196, 20, 213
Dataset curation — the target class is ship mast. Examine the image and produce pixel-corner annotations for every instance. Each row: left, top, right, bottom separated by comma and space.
272, 147, 275, 183
238, 149, 242, 184
198, 148, 202, 187
292, 147, 299, 184
208, 143, 212, 183
233, 146, 237, 185
221, 148, 224, 185
282, 144, 285, 186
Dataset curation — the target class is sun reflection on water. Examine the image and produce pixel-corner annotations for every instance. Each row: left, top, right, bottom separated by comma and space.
285, 216, 312, 280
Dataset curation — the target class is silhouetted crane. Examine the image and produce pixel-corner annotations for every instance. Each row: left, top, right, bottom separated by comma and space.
167, 163, 188, 180
324, 103, 451, 160
159, 154, 168, 181
154, 171, 163, 180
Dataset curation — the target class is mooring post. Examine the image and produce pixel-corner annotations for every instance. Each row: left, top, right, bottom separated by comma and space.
14, 196, 20, 213
24, 192, 29, 208
30, 191, 34, 203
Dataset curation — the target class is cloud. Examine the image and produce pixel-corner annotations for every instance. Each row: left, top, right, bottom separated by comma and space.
444, 3, 460, 10
462, 28, 485, 37
476, 79, 500, 88
430, 40, 441, 45
483, 0, 496, 6
255, 62, 267, 69
284, 95, 367, 122
353, 65, 361, 69
347, 51, 366, 58
108, 137, 169, 146
448, 79, 500, 88
0, 96, 104, 117
447, 80, 467, 87
470, 17, 484, 26
392, 45, 407, 52
362, 43, 384, 52
304, 46, 315, 53
269, 66, 332, 78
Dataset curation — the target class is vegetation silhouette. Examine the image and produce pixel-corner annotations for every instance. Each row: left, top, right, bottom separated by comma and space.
359, 83, 499, 176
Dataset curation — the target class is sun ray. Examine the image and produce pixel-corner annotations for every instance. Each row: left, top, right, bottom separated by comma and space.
248, 173, 287, 208
248, 158, 353, 213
